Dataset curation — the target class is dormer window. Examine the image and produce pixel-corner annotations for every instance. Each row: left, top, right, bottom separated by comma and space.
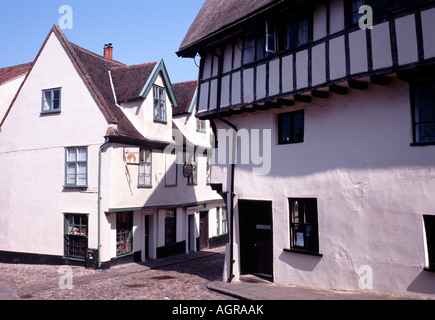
41, 88, 61, 113
153, 85, 166, 122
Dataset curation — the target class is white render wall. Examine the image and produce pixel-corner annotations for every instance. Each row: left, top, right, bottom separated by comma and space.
0, 74, 26, 120
212, 77, 435, 297
0, 32, 109, 256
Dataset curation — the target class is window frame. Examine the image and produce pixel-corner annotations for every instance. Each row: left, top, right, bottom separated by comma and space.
197, 119, 207, 133
424, 215, 435, 272
138, 149, 152, 188
64, 213, 88, 261
186, 153, 198, 186
41, 87, 62, 114
153, 85, 167, 123
411, 80, 435, 146
64, 146, 88, 188
165, 209, 177, 246
287, 198, 321, 256
278, 110, 305, 145
116, 212, 133, 257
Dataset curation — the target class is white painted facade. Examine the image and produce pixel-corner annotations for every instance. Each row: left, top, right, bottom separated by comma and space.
0, 27, 225, 268
0, 74, 27, 120
178, 0, 435, 298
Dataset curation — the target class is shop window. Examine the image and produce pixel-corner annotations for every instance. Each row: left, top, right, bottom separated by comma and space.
64, 214, 88, 260
117, 212, 133, 256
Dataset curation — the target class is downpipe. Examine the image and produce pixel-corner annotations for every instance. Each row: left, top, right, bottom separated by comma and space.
97, 138, 110, 269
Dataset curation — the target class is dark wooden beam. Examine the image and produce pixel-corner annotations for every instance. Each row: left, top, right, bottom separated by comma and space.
265, 101, 281, 109
311, 90, 330, 99
370, 75, 392, 86
329, 85, 348, 95
294, 94, 312, 103
277, 98, 295, 107
241, 106, 256, 113
348, 80, 369, 90
397, 70, 419, 82
219, 110, 233, 117
253, 104, 268, 111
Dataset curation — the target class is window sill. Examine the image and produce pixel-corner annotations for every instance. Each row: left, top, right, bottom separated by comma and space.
63, 185, 88, 189
283, 248, 323, 257
153, 119, 167, 124
138, 185, 153, 189
40, 110, 61, 115
410, 142, 435, 147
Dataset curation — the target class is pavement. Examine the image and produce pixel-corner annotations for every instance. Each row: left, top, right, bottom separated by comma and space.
1, 246, 434, 300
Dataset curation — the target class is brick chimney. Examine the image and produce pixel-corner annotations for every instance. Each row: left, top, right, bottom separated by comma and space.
104, 43, 113, 59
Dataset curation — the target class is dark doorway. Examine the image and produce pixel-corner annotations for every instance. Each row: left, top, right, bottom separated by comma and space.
239, 200, 273, 281
199, 211, 209, 250
188, 214, 195, 252
144, 215, 150, 260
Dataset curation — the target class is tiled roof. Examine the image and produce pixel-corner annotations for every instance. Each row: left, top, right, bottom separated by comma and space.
0, 62, 33, 86
178, 0, 278, 56
172, 80, 197, 115
111, 62, 157, 103
1, 26, 197, 146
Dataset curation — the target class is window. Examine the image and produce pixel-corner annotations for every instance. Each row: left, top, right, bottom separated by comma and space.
64, 214, 88, 260
287, 16, 311, 50
41, 88, 61, 113
278, 110, 304, 145
165, 209, 177, 245
197, 119, 207, 132
424, 215, 435, 271
186, 153, 197, 185
206, 155, 212, 185
65, 147, 88, 187
117, 212, 133, 256
289, 198, 319, 254
138, 149, 152, 187
346, 0, 365, 26
153, 85, 166, 122
412, 81, 435, 144
243, 31, 266, 64
217, 207, 228, 236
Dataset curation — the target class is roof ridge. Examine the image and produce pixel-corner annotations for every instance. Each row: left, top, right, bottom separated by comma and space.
173, 80, 197, 85
68, 42, 126, 67
0, 62, 33, 72
111, 61, 157, 70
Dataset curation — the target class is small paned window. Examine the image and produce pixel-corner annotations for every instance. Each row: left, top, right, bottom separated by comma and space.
153, 85, 166, 122
41, 88, 61, 113
197, 119, 207, 132
64, 214, 88, 260
138, 149, 152, 187
289, 199, 319, 254
424, 215, 435, 271
278, 110, 304, 145
412, 81, 435, 144
65, 147, 88, 187
117, 212, 133, 256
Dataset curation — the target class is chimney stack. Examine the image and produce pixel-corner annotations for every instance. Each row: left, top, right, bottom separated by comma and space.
104, 43, 113, 59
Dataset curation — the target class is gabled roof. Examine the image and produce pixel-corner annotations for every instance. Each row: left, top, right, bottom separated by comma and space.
0, 25, 180, 147
0, 62, 33, 86
172, 80, 197, 116
177, 0, 280, 57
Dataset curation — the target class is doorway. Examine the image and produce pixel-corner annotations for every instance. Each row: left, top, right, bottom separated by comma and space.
238, 200, 273, 281
144, 215, 150, 260
199, 211, 209, 250
188, 214, 196, 252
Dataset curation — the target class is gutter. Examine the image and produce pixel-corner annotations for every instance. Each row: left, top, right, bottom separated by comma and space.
97, 137, 110, 268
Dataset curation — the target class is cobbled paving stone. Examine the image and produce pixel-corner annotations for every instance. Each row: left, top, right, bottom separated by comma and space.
0, 253, 232, 300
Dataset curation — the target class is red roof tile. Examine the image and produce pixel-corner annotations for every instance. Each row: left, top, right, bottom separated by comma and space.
0, 62, 33, 86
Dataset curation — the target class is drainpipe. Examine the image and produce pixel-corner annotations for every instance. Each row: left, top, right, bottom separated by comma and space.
97, 137, 110, 268
207, 48, 237, 283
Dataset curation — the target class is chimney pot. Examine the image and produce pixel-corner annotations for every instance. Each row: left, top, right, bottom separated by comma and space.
104, 43, 113, 60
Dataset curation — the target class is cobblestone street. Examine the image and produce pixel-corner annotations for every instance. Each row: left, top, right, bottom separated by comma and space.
0, 251, 232, 300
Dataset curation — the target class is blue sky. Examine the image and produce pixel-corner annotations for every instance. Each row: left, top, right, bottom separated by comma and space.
0, 0, 204, 83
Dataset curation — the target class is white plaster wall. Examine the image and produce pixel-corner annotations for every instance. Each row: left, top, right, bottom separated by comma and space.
212, 78, 435, 297
329, 0, 345, 35
371, 22, 393, 70
329, 36, 346, 80
312, 44, 326, 86
119, 74, 173, 143
422, 8, 435, 59
0, 74, 26, 120
349, 29, 368, 75
0, 32, 108, 256
282, 54, 293, 93
395, 15, 419, 66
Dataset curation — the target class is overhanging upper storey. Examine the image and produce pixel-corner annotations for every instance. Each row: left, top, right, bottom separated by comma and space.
178, 0, 435, 119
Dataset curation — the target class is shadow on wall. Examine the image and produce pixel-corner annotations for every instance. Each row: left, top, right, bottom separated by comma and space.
407, 271, 435, 295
